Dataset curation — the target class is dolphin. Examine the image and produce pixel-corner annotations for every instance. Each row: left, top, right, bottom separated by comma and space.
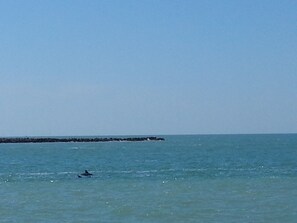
78, 170, 93, 178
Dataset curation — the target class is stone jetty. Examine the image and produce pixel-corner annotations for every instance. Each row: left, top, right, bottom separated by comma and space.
0, 136, 165, 144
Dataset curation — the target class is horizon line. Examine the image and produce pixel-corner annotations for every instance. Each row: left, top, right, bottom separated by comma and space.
1, 132, 296, 138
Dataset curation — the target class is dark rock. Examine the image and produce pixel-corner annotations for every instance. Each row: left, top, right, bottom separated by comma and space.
0, 136, 165, 144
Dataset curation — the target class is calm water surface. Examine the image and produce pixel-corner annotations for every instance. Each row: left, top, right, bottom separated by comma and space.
1, 134, 297, 222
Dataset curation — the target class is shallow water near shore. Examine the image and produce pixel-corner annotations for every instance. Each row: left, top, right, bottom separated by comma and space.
1, 134, 297, 222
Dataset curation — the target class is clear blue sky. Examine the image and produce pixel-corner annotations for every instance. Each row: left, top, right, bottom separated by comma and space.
0, 0, 296, 136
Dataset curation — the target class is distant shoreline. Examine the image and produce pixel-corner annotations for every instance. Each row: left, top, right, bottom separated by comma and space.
0, 136, 165, 144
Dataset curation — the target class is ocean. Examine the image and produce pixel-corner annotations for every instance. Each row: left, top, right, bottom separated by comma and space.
1, 134, 297, 222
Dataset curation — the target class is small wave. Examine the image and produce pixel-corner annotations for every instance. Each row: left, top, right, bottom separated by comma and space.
136, 170, 158, 174
144, 159, 158, 163
57, 171, 77, 175
117, 170, 133, 174
69, 147, 79, 150
159, 168, 178, 172
18, 172, 54, 176
182, 168, 207, 172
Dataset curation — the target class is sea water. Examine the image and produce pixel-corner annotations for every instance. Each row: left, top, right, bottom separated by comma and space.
1, 134, 297, 222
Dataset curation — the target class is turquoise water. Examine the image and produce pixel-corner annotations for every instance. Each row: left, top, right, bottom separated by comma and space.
1, 134, 297, 222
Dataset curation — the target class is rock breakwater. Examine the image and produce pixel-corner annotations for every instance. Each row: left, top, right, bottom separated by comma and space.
0, 136, 165, 144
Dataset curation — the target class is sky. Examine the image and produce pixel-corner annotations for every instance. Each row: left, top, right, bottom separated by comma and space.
0, 0, 297, 136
